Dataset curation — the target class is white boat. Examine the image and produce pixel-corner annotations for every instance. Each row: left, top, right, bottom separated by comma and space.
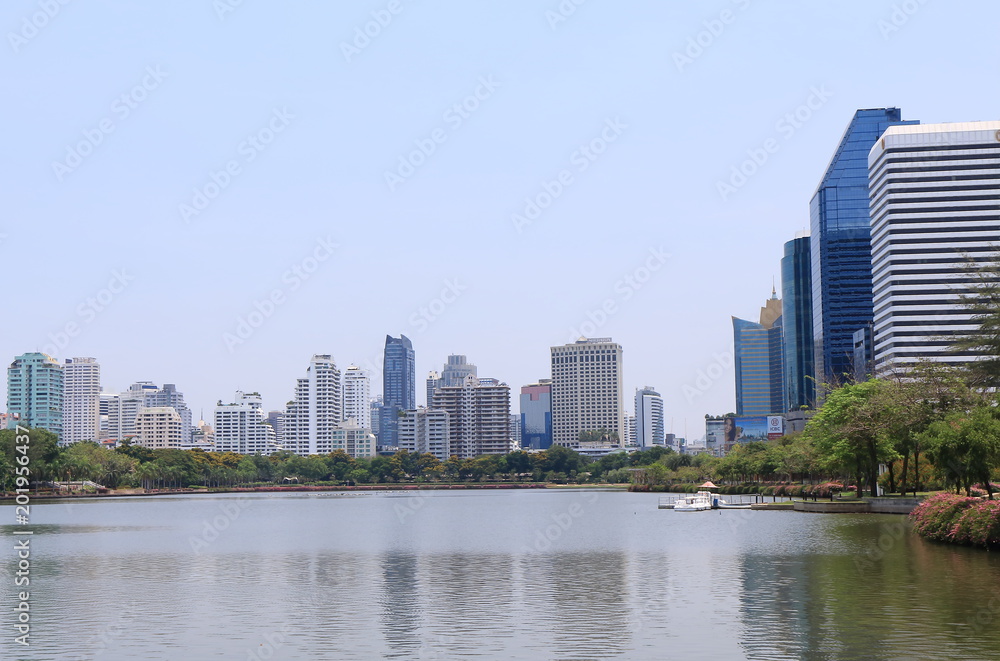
673, 491, 713, 512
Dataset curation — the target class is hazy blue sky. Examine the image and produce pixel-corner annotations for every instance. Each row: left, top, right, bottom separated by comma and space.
3, 1, 999, 439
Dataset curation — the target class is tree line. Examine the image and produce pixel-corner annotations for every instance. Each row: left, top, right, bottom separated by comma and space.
0, 432, 676, 492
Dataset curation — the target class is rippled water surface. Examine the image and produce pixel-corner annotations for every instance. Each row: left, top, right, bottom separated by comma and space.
4, 489, 1000, 660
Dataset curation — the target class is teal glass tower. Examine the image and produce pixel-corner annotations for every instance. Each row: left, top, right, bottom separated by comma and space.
781, 236, 815, 411
7, 352, 64, 437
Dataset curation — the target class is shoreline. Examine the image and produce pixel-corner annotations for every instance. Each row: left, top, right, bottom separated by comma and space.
1, 482, 583, 502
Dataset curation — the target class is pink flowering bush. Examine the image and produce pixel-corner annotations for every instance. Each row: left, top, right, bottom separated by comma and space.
910, 493, 1000, 548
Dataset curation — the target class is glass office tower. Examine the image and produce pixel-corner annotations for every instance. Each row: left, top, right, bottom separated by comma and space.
810, 108, 918, 387
380, 334, 415, 447
781, 236, 815, 411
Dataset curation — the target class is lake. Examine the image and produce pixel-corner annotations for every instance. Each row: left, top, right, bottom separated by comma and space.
4, 489, 1000, 660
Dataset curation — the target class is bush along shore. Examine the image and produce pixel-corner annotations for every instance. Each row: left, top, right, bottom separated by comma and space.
629, 482, 846, 497
910, 492, 1000, 549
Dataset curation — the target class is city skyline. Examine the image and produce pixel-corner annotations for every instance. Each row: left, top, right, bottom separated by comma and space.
4, 2, 999, 442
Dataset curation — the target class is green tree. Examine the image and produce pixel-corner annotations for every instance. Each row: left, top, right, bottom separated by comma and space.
921, 406, 1000, 498
577, 429, 620, 444
804, 380, 900, 497
0, 427, 60, 489
952, 251, 1000, 388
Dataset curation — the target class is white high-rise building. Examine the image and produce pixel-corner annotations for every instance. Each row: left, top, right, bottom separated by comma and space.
101, 381, 192, 444
625, 414, 636, 447
634, 387, 665, 449
426, 371, 441, 407
429, 375, 511, 459
550, 338, 624, 447
869, 121, 1000, 372
62, 357, 101, 444
283, 354, 342, 456
214, 391, 280, 455
135, 407, 184, 449
342, 366, 371, 429
399, 408, 451, 460
104, 391, 146, 442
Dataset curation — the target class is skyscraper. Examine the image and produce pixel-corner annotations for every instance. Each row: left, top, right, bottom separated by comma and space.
283, 354, 342, 456
429, 375, 511, 458
781, 236, 815, 411
214, 391, 280, 455
733, 292, 783, 416
425, 370, 441, 407
135, 407, 183, 449
102, 381, 193, 445
342, 365, 371, 428
550, 338, 624, 447
519, 379, 552, 450
634, 387, 665, 449
440, 354, 477, 387
811, 108, 918, 386
380, 335, 415, 447
869, 120, 1000, 372
62, 357, 101, 444
398, 408, 450, 461
6, 352, 63, 438
145, 383, 193, 443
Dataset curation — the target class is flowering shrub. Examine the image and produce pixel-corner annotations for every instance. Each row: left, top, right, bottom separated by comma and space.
812, 482, 844, 498
910, 493, 1000, 548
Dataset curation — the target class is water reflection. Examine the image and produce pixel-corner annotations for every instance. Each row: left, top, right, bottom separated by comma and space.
9, 494, 1000, 659
737, 516, 1000, 661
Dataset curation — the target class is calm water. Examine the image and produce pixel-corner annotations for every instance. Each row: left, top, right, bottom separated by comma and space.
4, 489, 1000, 660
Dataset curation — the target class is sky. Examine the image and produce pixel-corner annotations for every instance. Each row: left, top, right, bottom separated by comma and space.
3, 0, 999, 441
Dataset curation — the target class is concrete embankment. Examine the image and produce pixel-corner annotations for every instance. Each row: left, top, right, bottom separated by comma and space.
793, 498, 922, 514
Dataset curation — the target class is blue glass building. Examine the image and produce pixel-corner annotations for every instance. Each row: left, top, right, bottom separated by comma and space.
733, 292, 783, 416
380, 334, 415, 448
519, 380, 552, 450
781, 236, 815, 411
810, 108, 918, 386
